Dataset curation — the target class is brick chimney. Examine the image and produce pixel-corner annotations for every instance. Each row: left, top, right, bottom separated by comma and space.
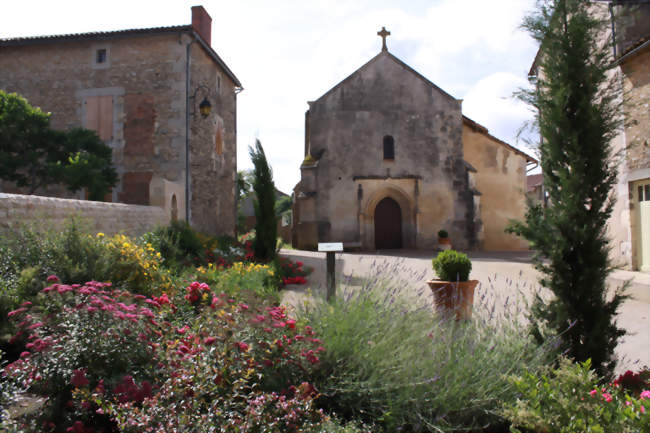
191, 5, 212, 46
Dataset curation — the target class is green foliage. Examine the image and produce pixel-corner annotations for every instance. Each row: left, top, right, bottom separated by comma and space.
144, 220, 205, 269
275, 194, 292, 216
194, 261, 280, 304
508, 0, 627, 377
249, 139, 277, 261
437, 229, 449, 238
55, 128, 118, 200
432, 249, 472, 282
0, 91, 117, 198
0, 90, 57, 193
502, 357, 650, 433
300, 280, 551, 432
0, 221, 170, 349
236, 169, 253, 200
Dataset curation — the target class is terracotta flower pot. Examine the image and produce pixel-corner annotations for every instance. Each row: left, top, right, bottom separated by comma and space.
427, 279, 478, 320
437, 237, 452, 251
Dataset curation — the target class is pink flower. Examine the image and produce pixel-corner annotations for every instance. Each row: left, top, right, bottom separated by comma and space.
71, 369, 89, 388
66, 421, 84, 433
602, 392, 613, 403
7, 307, 27, 318
204, 336, 217, 345
19, 351, 30, 358
237, 341, 249, 352
286, 319, 296, 329
640, 390, 650, 400
589, 389, 598, 396
46, 275, 60, 283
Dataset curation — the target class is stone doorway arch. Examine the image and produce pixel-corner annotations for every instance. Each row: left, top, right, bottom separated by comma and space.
361, 183, 416, 250
375, 197, 402, 249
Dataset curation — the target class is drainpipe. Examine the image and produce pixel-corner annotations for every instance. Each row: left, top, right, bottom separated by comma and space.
185, 38, 196, 222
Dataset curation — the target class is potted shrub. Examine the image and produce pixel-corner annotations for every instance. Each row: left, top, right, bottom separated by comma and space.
437, 229, 452, 250
428, 250, 478, 320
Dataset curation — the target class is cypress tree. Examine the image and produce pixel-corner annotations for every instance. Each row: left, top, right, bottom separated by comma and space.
249, 139, 277, 261
509, 0, 627, 376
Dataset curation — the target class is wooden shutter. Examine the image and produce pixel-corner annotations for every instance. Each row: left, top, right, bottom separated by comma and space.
84, 95, 113, 141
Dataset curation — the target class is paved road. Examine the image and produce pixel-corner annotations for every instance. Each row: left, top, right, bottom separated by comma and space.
280, 249, 650, 373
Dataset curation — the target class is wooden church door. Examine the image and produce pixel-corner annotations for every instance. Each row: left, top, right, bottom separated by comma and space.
375, 197, 402, 249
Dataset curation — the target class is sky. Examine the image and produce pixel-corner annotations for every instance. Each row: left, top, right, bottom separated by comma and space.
1, 0, 541, 193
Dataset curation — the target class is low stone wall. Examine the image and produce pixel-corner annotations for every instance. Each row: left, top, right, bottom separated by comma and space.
0, 193, 168, 237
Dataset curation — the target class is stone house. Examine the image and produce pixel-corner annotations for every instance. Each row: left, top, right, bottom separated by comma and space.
0, 6, 241, 237
529, 1, 649, 271
292, 30, 536, 251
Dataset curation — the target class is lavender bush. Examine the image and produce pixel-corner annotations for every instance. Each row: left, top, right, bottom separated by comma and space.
299, 258, 556, 433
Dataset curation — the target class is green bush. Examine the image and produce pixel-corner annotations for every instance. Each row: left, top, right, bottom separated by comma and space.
502, 357, 650, 433
432, 249, 472, 282
299, 278, 551, 432
0, 221, 171, 353
437, 229, 448, 238
144, 220, 205, 269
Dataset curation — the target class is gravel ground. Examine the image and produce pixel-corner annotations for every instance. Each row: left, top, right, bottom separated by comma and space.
280, 248, 650, 373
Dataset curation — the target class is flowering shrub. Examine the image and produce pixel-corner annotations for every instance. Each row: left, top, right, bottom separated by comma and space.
3, 276, 327, 432
276, 257, 312, 286
195, 261, 279, 301
615, 368, 650, 397
3, 280, 164, 432
502, 357, 649, 433
94, 285, 328, 432
100, 233, 171, 295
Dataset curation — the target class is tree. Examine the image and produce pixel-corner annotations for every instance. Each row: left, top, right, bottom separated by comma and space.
0, 91, 62, 193
0, 91, 117, 199
509, 0, 627, 377
249, 139, 277, 261
275, 194, 292, 217
56, 128, 118, 201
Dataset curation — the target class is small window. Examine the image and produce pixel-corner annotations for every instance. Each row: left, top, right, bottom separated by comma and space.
645, 185, 650, 202
96, 49, 107, 64
383, 135, 395, 160
639, 186, 644, 202
217, 75, 221, 93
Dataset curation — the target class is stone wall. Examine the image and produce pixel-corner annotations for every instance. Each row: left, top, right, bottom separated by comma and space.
622, 49, 650, 172
0, 193, 167, 237
188, 41, 237, 236
462, 123, 531, 251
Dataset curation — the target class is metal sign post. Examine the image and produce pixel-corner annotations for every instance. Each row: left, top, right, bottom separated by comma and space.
318, 242, 343, 301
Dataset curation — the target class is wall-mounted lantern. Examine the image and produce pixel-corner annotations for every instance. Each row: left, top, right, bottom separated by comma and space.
199, 97, 211, 117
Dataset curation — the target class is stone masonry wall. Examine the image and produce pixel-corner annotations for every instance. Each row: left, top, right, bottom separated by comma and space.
0, 193, 167, 237
0, 33, 189, 204
623, 49, 650, 172
188, 42, 237, 236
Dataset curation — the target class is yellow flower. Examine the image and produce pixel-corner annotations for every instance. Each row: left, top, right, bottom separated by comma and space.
97, 232, 105, 238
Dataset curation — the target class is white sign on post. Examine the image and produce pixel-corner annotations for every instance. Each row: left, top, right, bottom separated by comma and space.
318, 242, 343, 252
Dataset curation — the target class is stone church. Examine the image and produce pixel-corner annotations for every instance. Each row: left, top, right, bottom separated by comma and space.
0, 6, 240, 237
292, 28, 536, 251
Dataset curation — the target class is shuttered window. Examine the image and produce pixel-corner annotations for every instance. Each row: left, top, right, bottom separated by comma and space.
84, 95, 113, 141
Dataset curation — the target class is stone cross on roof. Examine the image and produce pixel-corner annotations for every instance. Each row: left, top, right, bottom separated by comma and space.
377, 26, 390, 51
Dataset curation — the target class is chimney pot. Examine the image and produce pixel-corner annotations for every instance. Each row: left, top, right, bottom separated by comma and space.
191, 5, 212, 46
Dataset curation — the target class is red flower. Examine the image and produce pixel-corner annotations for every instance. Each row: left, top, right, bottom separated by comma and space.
204, 336, 217, 345
237, 341, 250, 352
286, 319, 296, 329
71, 369, 89, 388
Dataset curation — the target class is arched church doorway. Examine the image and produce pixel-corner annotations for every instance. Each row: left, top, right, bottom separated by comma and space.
375, 197, 402, 249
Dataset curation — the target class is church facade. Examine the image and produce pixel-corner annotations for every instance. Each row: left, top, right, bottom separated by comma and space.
292, 30, 535, 251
